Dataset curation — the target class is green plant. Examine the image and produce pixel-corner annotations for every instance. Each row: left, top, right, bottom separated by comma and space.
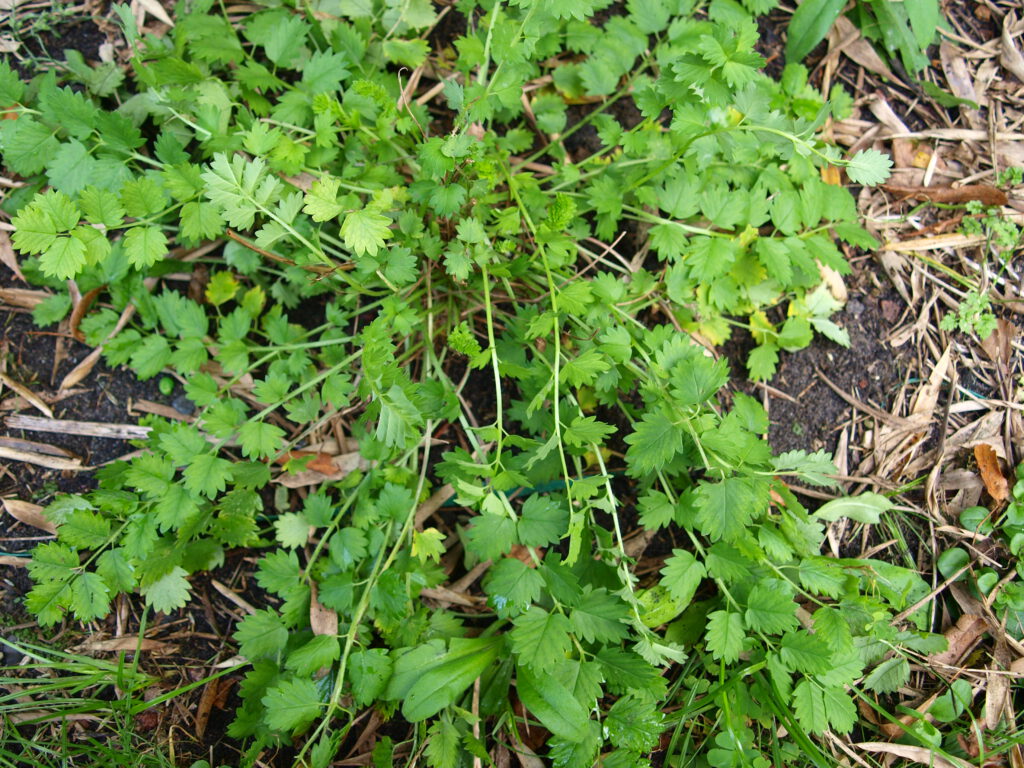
938, 192, 1021, 338
786, 0, 941, 75
939, 462, 1024, 640
959, 198, 1022, 252
0, 636, 210, 768
0, 0, 922, 765
939, 287, 997, 338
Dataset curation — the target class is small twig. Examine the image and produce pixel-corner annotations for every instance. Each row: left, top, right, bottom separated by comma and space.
225, 229, 346, 274
5, 414, 151, 440
414, 483, 455, 529
0, 373, 53, 418
0, 445, 86, 471
209, 579, 257, 615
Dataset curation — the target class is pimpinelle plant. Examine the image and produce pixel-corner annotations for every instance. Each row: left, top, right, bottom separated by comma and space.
0, 0, 937, 766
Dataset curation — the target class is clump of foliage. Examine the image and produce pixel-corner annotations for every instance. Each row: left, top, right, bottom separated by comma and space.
786, 0, 941, 75
0, 0, 934, 765
941, 175, 1022, 339
940, 462, 1024, 640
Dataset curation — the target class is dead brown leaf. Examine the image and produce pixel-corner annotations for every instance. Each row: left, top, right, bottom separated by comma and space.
510, 544, 540, 566
2, 498, 56, 534
0, 231, 24, 282
135, 0, 174, 26
929, 614, 988, 668
68, 287, 103, 343
282, 451, 339, 475
310, 581, 338, 636
857, 742, 971, 768
1001, 13, 1024, 83
209, 579, 256, 615
986, 636, 1013, 729
0, 445, 85, 471
821, 164, 842, 186
879, 691, 942, 740
884, 232, 989, 252
71, 637, 178, 654
420, 586, 485, 607
974, 444, 1009, 500
832, 17, 897, 81
194, 676, 234, 740
979, 318, 1018, 366
59, 348, 102, 391
274, 451, 371, 489
940, 42, 982, 130
883, 184, 1008, 206
414, 482, 455, 529
0, 288, 51, 309
187, 263, 209, 304
60, 302, 138, 390
911, 345, 951, 420
0, 373, 54, 418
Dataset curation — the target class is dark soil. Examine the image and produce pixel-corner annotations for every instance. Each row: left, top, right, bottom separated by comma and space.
761, 261, 907, 456
0, 299, 167, 628
0, 309, 166, 497
8, 6, 108, 74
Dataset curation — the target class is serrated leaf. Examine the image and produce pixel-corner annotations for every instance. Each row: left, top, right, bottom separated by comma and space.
58, 510, 111, 549
425, 719, 461, 768
569, 587, 630, 644
235, 608, 289, 659
846, 149, 893, 186
3, 118, 60, 175
256, 550, 301, 596
485, 558, 544, 615
26, 579, 73, 626
71, 571, 111, 621
238, 420, 285, 460
96, 548, 135, 593
625, 410, 683, 475
792, 679, 828, 734
511, 607, 573, 671
78, 186, 125, 228
180, 201, 225, 241
341, 207, 391, 257
285, 635, 341, 676
464, 512, 517, 560
705, 610, 745, 663
130, 334, 172, 379
182, 453, 235, 498
124, 226, 168, 270
863, 656, 910, 693
142, 566, 191, 614
744, 581, 799, 635
349, 647, 392, 707
780, 631, 833, 674
517, 494, 567, 548
274, 513, 310, 549
262, 677, 322, 732
302, 176, 345, 221
40, 236, 87, 280
660, 549, 706, 606
773, 449, 837, 487
46, 140, 98, 197
605, 694, 664, 752
563, 415, 614, 447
